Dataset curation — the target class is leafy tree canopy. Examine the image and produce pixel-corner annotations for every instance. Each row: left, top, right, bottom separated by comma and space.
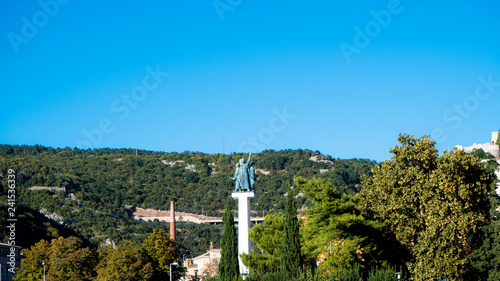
141, 229, 185, 280
360, 134, 496, 280
0, 145, 375, 252
14, 236, 96, 281
468, 148, 495, 160
15, 230, 185, 281
96, 241, 154, 281
295, 177, 402, 274
242, 213, 284, 273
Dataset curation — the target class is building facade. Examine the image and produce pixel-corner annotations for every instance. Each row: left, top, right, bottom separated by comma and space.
184, 243, 220, 280
0, 243, 22, 281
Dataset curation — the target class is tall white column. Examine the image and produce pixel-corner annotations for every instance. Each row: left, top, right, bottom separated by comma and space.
231, 191, 255, 275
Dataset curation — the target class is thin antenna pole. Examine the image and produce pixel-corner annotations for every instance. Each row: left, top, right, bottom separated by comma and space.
223, 137, 225, 154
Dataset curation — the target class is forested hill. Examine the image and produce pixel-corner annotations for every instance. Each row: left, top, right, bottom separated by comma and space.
0, 144, 376, 253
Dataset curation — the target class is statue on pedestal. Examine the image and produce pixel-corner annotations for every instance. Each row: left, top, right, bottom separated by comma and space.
231, 153, 255, 192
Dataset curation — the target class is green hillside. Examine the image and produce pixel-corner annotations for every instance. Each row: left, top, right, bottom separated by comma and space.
0, 144, 376, 256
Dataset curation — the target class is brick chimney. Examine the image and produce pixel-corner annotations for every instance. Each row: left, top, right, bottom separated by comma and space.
170, 201, 175, 241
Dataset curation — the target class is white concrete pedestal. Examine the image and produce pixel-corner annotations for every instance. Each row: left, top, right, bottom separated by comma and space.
231, 191, 256, 275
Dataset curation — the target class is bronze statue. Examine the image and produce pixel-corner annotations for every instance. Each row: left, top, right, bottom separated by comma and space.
231, 153, 255, 192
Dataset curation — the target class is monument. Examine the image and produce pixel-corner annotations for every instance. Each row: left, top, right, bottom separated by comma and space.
231, 153, 256, 275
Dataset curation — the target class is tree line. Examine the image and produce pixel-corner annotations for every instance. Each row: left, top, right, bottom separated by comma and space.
0, 145, 375, 252
3, 134, 498, 280
13, 229, 185, 281
213, 135, 500, 280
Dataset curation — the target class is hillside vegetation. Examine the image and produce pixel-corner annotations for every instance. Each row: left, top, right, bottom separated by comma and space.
0, 144, 376, 256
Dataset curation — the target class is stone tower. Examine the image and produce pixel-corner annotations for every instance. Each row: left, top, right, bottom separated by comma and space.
492, 131, 499, 144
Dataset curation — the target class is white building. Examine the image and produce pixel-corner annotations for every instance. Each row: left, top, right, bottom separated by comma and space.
455, 131, 500, 158
184, 243, 220, 280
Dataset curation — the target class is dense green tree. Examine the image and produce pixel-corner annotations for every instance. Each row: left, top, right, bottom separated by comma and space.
295, 177, 402, 274
14, 236, 96, 281
281, 188, 302, 278
174, 222, 223, 258
218, 196, 239, 280
47, 236, 97, 280
468, 159, 500, 280
96, 241, 154, 281
0, 145, 376, 259
141, 229, 184, 280
15, 230, 184, 281
360, 134, 496, 280
13, 239, 50, 281
242, 213, 284, 273
468, 148, 495, 160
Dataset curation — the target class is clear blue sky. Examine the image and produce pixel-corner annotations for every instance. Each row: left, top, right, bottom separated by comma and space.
1, 1, 499, 161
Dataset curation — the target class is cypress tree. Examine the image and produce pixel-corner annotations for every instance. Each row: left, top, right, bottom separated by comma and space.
219, 196, 240, 280
281, 188, 302, 278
